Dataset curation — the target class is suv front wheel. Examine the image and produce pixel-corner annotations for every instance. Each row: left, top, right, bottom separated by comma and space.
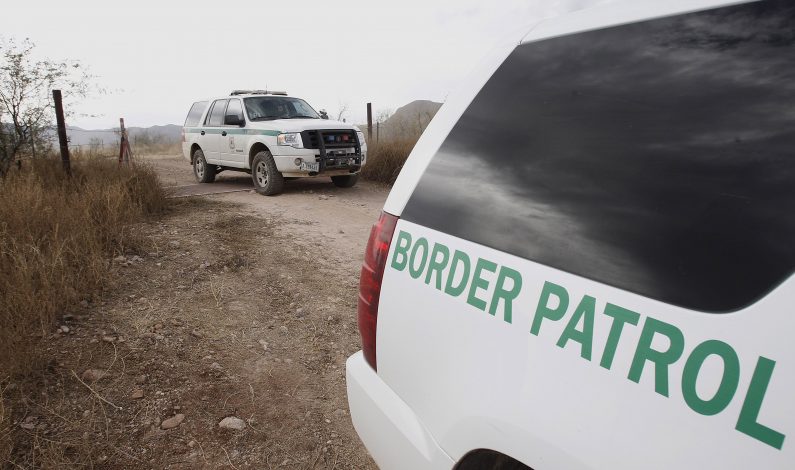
193, 149, 216, 183
251, 150, 284, 196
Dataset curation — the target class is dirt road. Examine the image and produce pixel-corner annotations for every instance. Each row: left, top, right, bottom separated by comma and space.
21, 155, 388, 468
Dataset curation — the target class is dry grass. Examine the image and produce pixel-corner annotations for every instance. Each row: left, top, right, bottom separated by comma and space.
130, 141, 181, 156
361, 137, 418, 185
0, 158, 167, 464
69, 141, 181, 161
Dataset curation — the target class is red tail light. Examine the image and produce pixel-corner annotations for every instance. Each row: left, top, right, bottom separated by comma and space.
358, 211, 399, 371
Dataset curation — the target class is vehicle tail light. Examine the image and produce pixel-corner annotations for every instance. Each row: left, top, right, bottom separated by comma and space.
181, 128, 186, 142
358, 211, 399, 371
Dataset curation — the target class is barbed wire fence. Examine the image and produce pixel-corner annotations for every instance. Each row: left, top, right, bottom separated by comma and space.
41, 124, 144, 162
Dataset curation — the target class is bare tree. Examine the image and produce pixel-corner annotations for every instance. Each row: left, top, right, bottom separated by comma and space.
375, 108, 393, 124
0, 37, 92, 174
335, 101, 350, 122
88, 137, 104, 155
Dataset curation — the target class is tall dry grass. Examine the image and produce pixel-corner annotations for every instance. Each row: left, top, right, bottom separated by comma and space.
0, 159, 166, 374
361, 137, 419, 185
0, 158, 167, 462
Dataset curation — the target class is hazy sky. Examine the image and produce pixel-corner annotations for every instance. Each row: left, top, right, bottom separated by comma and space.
4, 0, 608, 129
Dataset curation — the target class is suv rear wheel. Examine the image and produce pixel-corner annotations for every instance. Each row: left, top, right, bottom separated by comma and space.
252, 150, 284, 196
331, 174, 359, 188
193, 149, 216, 183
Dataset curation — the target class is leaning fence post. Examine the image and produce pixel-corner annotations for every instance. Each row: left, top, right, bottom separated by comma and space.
118, 118, 132, 166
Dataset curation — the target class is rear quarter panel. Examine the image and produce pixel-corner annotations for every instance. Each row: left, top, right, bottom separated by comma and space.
376, 220, 795, 469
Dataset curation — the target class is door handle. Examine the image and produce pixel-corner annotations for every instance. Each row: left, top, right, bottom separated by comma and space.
200, 130, 205, 136
221, 131, 227, 136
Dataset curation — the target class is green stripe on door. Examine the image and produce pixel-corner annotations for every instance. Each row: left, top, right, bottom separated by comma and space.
185, 128, 281, 136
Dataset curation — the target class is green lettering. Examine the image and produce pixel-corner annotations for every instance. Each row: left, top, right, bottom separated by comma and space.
408, 238, 429, 279
600, 303, 640, 370
556, 295, 595, 360
488, 266, 522, 324
424, 243, 450, 290
390, 230, 412, 271
466, 258, 497, 312
628, 318, 684, 397
444, 250, 471, 297
736, 357, 785, 450
681, 340, 740, 416
530, 281, 569, 336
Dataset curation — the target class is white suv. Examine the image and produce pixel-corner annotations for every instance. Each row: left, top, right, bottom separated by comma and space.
181, 91, 366, 195
346, 0, 795, 469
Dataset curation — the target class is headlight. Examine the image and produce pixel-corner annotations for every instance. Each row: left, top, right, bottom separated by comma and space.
277, 132, 303, 148
356, 131, 366, 147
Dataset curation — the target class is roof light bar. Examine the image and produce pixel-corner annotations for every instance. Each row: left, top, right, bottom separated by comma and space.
230, 90, 288, 96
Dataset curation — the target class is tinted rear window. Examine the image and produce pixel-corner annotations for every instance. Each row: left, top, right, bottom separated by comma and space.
184, 101, 207, 127
402, 0, 795, 312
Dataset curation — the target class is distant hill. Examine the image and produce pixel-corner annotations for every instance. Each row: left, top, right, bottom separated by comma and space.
386, 100, 443, 127
65, 124, 181, 147
361, 100, 443, 141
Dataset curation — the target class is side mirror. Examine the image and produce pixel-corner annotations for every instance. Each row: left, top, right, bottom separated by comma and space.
319, 110, 329, 120
225, 114, 245, 126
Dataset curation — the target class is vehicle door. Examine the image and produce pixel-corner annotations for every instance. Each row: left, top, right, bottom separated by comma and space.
219, 98, 246, 165
201, 99, 228, 163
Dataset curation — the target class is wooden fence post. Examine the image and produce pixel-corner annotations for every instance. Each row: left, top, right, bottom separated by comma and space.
367, 103, 373, 141
52, 89, 71, 176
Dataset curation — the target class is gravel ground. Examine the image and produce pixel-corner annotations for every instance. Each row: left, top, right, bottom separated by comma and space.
8, 154, 389, 468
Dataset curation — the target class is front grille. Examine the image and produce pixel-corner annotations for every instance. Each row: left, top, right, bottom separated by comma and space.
301, 129, 360, 150
299, 129, 363, 172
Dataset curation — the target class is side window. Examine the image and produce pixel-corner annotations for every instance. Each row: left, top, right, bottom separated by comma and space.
225, 99, 244, 124
205, 99, 228, 127
401, 0, 795, 312
184, 101, 207, 127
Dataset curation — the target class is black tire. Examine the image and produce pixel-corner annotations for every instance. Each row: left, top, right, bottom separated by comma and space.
331, 173, 359, 188
193, 149, 216, 183
251, 150, 284, 196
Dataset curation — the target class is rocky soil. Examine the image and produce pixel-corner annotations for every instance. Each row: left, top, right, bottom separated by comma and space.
5, 155, 390, 468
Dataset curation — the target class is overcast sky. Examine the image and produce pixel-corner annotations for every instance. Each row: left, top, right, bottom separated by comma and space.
4, 0, 608, 129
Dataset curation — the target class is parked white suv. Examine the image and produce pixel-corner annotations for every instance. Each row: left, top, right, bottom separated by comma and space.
181, 91, 366, 195
346, 0, 795, 469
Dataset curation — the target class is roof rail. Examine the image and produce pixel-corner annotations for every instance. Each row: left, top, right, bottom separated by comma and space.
230, 90, 288, 96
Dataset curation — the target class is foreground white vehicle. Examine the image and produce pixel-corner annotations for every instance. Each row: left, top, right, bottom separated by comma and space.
346, 0, 795, 468
181, 91, 366, 195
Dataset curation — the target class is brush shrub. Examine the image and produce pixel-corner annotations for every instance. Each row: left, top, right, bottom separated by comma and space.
360, 137, 419, 185
0, 159, 167, 376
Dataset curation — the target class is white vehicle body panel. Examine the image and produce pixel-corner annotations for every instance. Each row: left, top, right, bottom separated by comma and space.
376, 220, 794, 469
347, 351, 455, 470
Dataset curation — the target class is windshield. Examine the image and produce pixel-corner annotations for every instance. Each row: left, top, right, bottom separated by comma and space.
244, 96, 320, 121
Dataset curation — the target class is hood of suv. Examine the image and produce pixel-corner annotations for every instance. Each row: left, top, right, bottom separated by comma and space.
247, 118, 359, 133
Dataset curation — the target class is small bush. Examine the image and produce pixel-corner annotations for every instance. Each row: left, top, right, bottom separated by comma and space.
0, 159, 167, 376
361, 137, 419, 185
